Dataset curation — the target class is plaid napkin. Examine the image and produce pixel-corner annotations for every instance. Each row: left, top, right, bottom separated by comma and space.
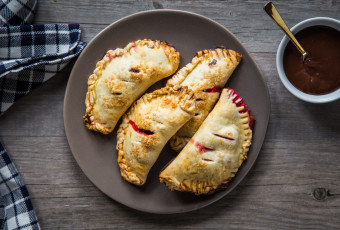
0, 142, 38, 230
0, 23, 86, 115
0, 0, 86, 229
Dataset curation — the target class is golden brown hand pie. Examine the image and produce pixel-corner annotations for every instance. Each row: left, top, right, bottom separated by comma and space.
84, 39, 180, 134
160, 88, 254, 195
116, 86, 196, 185
167, 48, 242, 151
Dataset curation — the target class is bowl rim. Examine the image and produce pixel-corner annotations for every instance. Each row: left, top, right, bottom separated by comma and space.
276, 17, 340, 103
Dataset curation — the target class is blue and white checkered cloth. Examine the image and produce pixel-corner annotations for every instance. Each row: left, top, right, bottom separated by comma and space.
0, 0, 36, 26
0, 23, 86, 114
0, 0, 86, 229
0, 142, 38, 230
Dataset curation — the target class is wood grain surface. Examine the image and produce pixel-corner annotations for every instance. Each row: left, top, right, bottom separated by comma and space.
0, 0, 339, 229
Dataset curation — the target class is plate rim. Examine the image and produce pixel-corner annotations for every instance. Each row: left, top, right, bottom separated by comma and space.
64, 9, 271, 214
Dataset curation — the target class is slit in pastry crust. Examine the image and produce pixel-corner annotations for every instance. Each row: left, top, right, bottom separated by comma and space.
167, 48, 242, 151
160, 88, 254, 195
84, 39, 180, 134
116, 86, 196, 185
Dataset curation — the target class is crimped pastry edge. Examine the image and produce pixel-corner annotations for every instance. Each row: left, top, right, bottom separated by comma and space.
160, 88, 253, 195
84, 39, 180, 134
116, 85, 196, 185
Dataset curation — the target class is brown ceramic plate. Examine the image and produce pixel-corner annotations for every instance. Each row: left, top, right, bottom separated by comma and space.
64, 10, 270, 214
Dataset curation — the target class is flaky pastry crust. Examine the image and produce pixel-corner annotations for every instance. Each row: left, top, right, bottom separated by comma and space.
116, 86, 196, 185
84, 39, 180, 134
167, 48, 242, 151
160, 88, 254, 195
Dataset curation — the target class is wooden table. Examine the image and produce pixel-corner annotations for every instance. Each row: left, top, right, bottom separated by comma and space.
0, 0, 339, 229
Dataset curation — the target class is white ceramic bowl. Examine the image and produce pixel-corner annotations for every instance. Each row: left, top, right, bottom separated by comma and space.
276, 17, 340, 103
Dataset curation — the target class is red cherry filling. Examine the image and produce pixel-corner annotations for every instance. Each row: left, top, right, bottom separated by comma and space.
129, 120, 154, 136
203, 159, 213, 162
190, 139, 214, 154
132, 43, 138, 52
129, 68, 140, 73
209, 59, 217, 66
248, 116, 255, 130
229, 88, 255, 130
105, 53, 113, 61
214, 134, 235, 141
203, 85, 222, 93
105, 53, 122, 61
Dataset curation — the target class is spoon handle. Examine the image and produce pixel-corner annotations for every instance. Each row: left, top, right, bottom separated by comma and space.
264, 2, 308, 60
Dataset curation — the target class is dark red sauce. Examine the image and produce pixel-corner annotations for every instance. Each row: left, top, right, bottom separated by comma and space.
283, 25, 340, 95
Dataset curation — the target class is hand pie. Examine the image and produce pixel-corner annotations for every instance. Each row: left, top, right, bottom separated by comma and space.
160, 88, 254, 195
84, 39, 180, 134
116, 86, 196, 185
167, 48, 242, 151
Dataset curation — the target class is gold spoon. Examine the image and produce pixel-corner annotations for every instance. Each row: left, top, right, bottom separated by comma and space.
264, 2, 308, 61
